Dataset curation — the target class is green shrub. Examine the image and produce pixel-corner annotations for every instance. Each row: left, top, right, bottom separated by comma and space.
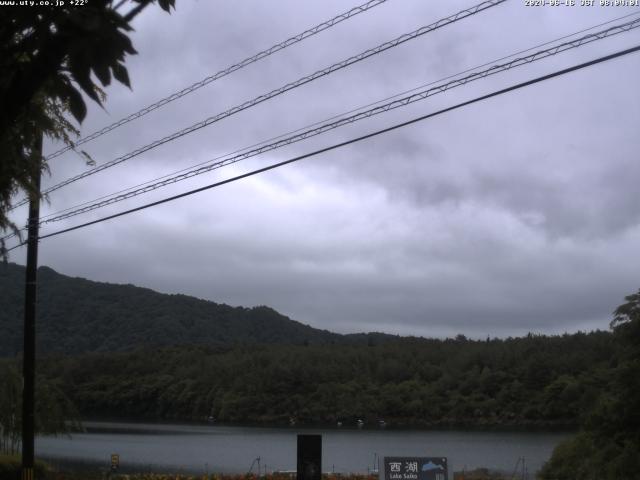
0, 455, 49, 480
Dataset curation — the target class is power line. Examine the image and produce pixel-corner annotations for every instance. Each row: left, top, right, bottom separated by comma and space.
43, 0, 392, 161
21, 7, 640, 240
7, 43, 639, 252
3, 13, 639, 242
32, 17, 640, 226
10, 0, 505, 210
37, 9, 639, 225
330, 10, 640, 125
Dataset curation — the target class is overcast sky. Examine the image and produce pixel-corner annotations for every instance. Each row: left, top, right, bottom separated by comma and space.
8, 0, 640, 338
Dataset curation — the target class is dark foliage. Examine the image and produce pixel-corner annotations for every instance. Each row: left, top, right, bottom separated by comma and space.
538, 289, 640, 480
0, 0, 175, 257
24, 330, 615, 429
0, 455, 48, 480
0, 362, 81, 455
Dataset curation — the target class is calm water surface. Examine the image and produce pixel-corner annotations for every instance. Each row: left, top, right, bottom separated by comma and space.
35, 421, 570, 475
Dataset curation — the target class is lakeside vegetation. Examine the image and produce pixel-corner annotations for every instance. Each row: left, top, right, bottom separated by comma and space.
537, 290, 640, 479
0, 362, 80, 455
11, 331, 615, 429
0, 455, 48, 480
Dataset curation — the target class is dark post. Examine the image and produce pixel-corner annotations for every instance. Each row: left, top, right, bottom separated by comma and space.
22, 135, 42, 480
297, 434, 321, 480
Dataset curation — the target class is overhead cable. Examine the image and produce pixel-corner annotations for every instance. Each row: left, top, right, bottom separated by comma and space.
3, 13, 638, 242
33, 17, 640, 225
44, 0, 392, 161
7, 43, 640, 252
37, 9, 639, 226
10, 0, 505, 210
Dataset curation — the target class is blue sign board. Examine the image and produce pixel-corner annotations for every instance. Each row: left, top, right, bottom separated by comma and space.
383, 457, 448, 480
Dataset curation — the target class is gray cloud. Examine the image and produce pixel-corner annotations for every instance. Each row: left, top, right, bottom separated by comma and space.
8, 0, 640, 339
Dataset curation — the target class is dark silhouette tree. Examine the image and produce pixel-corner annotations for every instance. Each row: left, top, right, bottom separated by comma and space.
0, 0, 175, 257
539, 289, 640, 480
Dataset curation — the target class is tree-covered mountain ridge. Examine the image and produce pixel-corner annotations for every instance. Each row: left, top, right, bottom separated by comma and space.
0, 262, 394, 356
34, 330, 616, 430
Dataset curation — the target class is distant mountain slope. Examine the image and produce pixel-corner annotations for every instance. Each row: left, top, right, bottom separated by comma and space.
0, 263, 375, 356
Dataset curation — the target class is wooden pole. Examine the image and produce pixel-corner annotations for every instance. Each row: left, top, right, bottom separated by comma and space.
22, 134, 42, 480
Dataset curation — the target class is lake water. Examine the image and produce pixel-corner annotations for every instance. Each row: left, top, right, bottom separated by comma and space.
35, 421, 571, 476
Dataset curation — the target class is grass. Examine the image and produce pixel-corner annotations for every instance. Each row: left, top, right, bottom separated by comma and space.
0, 457, 515, 480
0, 454, 50, 480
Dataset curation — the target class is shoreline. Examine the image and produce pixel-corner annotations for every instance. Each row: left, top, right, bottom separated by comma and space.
79, 417, 579, 434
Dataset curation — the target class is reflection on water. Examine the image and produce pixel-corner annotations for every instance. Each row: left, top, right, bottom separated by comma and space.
36, 421, 571, 475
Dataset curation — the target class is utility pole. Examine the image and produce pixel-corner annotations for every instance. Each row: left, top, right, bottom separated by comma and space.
22, 134, 42, 480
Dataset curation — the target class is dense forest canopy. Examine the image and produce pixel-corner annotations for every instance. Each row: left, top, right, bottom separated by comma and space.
7, 331, 614, 430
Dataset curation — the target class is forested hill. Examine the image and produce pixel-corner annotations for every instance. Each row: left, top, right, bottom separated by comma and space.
32, 331, 616, 428
0, 263, 392, 356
